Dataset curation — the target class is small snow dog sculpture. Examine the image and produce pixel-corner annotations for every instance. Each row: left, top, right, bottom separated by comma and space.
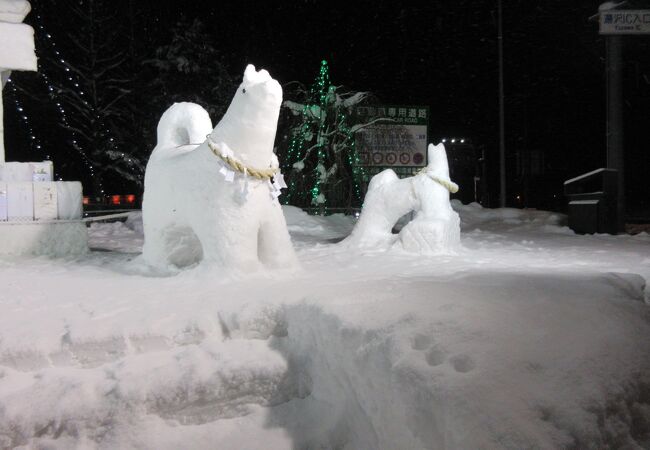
142, 65, 298, 270
345, 143, 460, 254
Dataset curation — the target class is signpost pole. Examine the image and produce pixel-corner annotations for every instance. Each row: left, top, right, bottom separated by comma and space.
0, 78, 5, 163
597, 8, 650, 231
605, 34, 625, 232
498, 0, 506, 208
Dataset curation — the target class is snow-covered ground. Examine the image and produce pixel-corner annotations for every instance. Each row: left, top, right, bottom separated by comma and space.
1, 201, 649, 449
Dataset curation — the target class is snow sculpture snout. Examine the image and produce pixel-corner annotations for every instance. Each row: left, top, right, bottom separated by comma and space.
345, 143, 460, 254
142, 65, 298, 271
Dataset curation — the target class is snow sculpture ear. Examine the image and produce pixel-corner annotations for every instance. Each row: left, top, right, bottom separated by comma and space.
243, 64, 257, 84
257, 69, 271, 82
243, 64, 273, 86
427, 143, 452, 181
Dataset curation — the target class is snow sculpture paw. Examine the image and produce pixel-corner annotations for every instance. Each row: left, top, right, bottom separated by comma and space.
399, 216, 460, 254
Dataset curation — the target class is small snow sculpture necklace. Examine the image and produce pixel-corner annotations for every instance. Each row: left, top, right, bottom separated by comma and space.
416, 167, 459, 194
206, 135, 277, 181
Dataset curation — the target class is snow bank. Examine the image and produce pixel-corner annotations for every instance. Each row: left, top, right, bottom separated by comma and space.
274, 274, 650, 448
0, 221, 87, 257
1, 202, 649, 448
282, 205, 354, 245
454, 200, 568, 232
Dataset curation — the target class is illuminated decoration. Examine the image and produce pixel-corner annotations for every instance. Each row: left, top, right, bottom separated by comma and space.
5, 2, 144, 198
282, 60, 366, 211
4, 8, 104, 192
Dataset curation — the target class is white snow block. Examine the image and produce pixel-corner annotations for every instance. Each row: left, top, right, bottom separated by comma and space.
0, 161, 33, 182
33, 182, 58, 220
56, 181, 82, 220
7, 181, 32, 221
0, 22, 37, 72
0, 182, 7, 221
0, 221, 88, 256
31, 161, 53, 182
0, 0, 31, 23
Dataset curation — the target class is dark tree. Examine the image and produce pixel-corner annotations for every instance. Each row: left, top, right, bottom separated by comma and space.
33, 0, 144, 197
140, 16, 236, 147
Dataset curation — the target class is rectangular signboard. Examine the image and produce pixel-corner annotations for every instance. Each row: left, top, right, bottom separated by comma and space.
353, 105, 429, 168
600, 10, 650, 34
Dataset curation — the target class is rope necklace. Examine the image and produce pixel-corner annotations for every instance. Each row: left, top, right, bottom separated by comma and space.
205, 135, 278, 181
416, 167, 459, 193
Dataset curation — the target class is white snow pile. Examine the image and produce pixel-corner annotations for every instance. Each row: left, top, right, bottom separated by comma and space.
454, 200, 569, 232
282, 205, 355, 246
1, 202, 649, 449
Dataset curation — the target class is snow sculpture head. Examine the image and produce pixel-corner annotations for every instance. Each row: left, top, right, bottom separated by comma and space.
425, 143, 451, 181
210, 64, 283, 168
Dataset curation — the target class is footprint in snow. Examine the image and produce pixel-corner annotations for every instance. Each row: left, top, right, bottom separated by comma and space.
411, 333, 432, 351
410, 334, 448, 367
449, 354, 476, 373
425, 347, 447, 367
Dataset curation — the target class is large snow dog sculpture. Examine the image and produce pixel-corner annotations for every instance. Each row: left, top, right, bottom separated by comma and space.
345, 143, 460, 254
142, 65, 298, 270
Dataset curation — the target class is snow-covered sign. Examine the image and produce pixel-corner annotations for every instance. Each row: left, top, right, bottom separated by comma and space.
353, 105, 429, 169
599, 10, 650, 34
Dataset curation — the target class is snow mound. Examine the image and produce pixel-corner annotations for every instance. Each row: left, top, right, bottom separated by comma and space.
0, 337, 304, 448
282, 205, 355, 243
268, 271, 650, 449
124, 210, 143, 235
2, 200, 650, 448
453, 200, 568, 232
0, 222, 87, 257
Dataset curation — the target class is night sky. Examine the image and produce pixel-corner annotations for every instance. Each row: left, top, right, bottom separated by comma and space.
5, 0, 650, 215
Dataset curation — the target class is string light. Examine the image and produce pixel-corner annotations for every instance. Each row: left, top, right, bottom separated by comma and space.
5, 78, 45, 159
282, 60, 365, 211
7, 6, 141, 197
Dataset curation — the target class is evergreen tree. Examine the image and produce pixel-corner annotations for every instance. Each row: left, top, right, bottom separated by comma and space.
141, 16, 235, 147
280, 60, 368, 212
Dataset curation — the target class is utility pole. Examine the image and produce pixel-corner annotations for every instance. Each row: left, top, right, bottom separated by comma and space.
595, 3, 650, 231
498, 0, 506, 207
606, 34, 625, 231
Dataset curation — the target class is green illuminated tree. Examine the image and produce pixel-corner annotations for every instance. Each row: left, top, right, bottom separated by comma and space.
280, 60, 368, 212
